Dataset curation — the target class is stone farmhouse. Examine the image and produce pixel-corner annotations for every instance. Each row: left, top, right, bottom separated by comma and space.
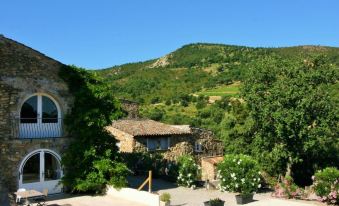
0, 35, 73, 194
0, 35, 223, 194
107, 99, 223, 161
106, 119, 223, 161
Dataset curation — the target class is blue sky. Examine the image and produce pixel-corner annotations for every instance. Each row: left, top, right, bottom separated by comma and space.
1, 0, 339, 69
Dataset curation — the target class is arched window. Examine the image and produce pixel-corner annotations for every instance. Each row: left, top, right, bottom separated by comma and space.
19, 149, 63, 194
19, 94, 61, 138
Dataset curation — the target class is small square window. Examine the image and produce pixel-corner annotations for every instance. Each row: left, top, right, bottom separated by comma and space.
195, 142, 203, 152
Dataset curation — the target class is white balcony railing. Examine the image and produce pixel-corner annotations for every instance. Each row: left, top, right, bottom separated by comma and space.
12, 118, 63, 138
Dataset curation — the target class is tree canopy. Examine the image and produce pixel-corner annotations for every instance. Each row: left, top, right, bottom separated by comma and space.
232, 56, 339, 185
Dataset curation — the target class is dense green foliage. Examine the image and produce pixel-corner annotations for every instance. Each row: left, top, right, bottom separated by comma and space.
217, 154, 261, 195
97, 43, 339, 105
59, 65, 129, 193
177, 155, 200, 188
313, 167, 339, 204
95, 43, 339, 187
239, 56, 338, 185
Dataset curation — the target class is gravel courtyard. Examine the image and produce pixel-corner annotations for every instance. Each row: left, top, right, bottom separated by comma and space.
129, 176, 325, 206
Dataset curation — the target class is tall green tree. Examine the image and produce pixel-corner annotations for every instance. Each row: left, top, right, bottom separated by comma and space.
241, 56, 338, 185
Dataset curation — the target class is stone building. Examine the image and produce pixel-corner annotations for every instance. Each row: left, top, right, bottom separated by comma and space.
106, 119, 224, 161
0, 35, 225, 195
0, 35, 73, 194
201, 156, 224, 181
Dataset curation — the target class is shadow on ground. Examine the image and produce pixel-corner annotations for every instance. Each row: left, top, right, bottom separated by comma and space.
127, 175, 178, 191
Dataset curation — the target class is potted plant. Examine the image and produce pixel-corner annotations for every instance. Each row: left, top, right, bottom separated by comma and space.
204, 198, 225, 206
160, 192, 171, 206
217, 154, 261, 204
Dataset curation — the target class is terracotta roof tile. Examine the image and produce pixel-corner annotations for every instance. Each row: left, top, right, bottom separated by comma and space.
107, 119, 191, 137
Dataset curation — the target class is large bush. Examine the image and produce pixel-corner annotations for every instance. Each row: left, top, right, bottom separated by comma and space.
313, 167, 339, 205
217, 154, 261, 195
177, 155, 200, 188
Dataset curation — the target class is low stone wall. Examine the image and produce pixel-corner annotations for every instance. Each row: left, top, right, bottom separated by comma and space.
107, 186, 160, 206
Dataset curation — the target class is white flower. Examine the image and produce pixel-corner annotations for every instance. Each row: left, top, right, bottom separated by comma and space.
237, 161, 241, 165
235, 183, 238, 188
241, 178, 245, 183
258, 184, 261, 188
258, 171, 261, 175
231, 173, 235, 178
188, 173, 192, 177
257, 178, 260, 182
233, 176, 237, 180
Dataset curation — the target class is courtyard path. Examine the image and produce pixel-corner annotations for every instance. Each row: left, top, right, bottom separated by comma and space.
45, 193, 148, 206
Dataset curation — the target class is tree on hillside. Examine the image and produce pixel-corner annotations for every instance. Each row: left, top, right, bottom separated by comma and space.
234, 56, 338, 185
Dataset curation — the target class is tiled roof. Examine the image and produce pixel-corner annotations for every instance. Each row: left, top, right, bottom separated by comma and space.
107, 119, 192, 137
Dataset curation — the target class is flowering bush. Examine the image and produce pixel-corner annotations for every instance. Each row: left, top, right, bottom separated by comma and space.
217, 154, 261, 195
273, 176, 304, 199
313, 167, 339, 205
177, 155, 200, 187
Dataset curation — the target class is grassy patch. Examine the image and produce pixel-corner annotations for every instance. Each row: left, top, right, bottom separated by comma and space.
197, 83, 240, 97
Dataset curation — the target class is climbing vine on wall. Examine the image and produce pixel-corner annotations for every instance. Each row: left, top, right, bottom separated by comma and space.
59, 65, 129, 193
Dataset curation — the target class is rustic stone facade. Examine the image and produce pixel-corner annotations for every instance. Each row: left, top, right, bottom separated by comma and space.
201, 156, 223, 181
0, 36, 73, 191
107, 119, 224, 163
120, 99, 139, 119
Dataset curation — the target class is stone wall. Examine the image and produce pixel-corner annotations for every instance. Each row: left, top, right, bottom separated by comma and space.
201, 159, 216, 181
120, 99, 139, 119
0, 36, 73, 191
105, 127, 135, 152
131, 128, 224, 162
201, 156, 223, 181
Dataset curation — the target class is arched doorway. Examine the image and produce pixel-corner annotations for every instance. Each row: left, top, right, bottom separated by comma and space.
19, 94, 62, 138
19, 149, 63, 194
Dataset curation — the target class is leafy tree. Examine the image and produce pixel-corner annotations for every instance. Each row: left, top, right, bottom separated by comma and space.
59, 65, 129, 193
241, 56, 338, 184
145, 107, 164, 121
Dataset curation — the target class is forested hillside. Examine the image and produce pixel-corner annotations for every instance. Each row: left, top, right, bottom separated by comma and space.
96, 43, 339, 186
96, 43, 339, 129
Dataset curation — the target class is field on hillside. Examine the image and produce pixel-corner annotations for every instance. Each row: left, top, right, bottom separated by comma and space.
197, 83, 240, 97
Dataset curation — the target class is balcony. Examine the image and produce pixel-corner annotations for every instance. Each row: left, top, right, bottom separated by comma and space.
11, 118, 63, 139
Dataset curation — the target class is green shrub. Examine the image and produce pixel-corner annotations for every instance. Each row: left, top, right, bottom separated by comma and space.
160, 192, 171, 202
313, 167, 339, 205
208, 198, 224, 206
177, 155, 200, 188
217, 154, 261, 195
273, 176, 304, 199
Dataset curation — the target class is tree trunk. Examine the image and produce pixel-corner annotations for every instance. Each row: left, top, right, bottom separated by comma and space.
285, 156, 292, 177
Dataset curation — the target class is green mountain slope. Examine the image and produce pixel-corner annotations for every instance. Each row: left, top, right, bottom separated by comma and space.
97, 43, 339, 104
